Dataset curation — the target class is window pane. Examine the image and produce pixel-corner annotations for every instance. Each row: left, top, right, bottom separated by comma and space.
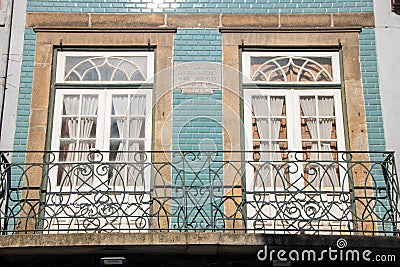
81, 95, 98, 115
61, 117, 78, 138
62, 95, 80, 115
58, 94, 99, 165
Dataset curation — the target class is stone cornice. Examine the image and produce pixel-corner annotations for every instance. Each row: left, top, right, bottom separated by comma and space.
26, 12, 375, 31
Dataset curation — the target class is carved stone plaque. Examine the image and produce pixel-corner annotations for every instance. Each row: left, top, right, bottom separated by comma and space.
174, 62, 221, 94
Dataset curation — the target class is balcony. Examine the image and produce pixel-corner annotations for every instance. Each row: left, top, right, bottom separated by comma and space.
0, 151, 398, 236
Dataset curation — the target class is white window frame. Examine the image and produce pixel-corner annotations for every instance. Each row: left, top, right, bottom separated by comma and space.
50, 88, 153, 191
242, 51, 341, 84
104, 89, 153, 161
243, 88, 346, 190
55, 51, 154, 84
46, 50, 154, 232
242, 50, 351, 233
51, 89, 105, 159
244, 89, 346, 152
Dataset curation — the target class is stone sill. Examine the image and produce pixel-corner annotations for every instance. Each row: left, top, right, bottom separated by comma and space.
1, 233, 400, 256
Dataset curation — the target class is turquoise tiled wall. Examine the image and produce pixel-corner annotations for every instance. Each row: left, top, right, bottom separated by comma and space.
359, 28, 386, 152
171, 29, 223, 229
359, 28, 388, 231
13, 28, 35, 157
173, 28, 222, 152
27, 0, 373, 13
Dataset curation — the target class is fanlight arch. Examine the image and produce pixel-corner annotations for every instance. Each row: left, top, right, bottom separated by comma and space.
64, 56, 147, 82
252, 56, 334, 83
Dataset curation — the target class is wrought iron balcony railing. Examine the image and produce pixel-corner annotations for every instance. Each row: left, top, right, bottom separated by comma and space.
0, 150, 398, 235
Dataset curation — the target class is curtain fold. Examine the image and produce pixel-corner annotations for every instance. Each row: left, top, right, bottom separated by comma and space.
61, 95, 98, 187
76, 95, 98, 186
61, 95, 80, 186
318, 96, 339, 187
252, 96, 285, 188
110, 95, 146, 187
299, 96, 318, 159
300, 96, 338, 187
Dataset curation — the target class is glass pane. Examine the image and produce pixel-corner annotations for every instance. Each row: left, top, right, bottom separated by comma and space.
81, 95, 98, 115
306, 57, 333, 82
318, 96, 334, 116
59, 140, 76, 156
110, 140, 123, 154
128, 140, 144, 151
110, 117, 126, 138
113, 70, 129, 81
120, 60, 140, 75
84, 69, 99, 81
129, 95, 146, 115
98, 65, 113, 81
61, 117, 78, 138
322, 141, 338, 154
299, 96, 316, 116
112, 95, 128, 116
125, 56, 147, 77
251, 94, 287, 176
319, 118, 334, 139
77, 140, 96, 152
131, 71, 145, 81
111, 142, 128, 162
62, 95, 80, 115
65, 56, 87, 74
301, 141, 318, 159
129, 118, 145, 139
79, 118, 97, 138
64, 72, 80, 81
74, 61, 94, 77
301, 118, 316, 140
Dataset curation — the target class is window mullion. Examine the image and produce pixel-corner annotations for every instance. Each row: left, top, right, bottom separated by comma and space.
315, 95, 321, 154
288, 90, 298, 151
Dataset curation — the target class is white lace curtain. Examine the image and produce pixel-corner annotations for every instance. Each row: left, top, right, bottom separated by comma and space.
300, 96, 338, 187
62, 95, 98, 186
252, 96, 285, 188
111, 95, 146, 187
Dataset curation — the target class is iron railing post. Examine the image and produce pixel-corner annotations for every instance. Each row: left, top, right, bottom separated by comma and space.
0, 154, 11, 235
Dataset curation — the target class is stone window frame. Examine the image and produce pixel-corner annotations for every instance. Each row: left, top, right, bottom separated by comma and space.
221, 30, 369, 154
220, 28, 374, 231
50, 50, 156, 168
27, 38, 173, 154
24, 14, 175, 198
241, 50, 348, 201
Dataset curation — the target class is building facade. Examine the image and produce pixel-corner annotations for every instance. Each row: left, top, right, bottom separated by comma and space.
0, 0, 399, 266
